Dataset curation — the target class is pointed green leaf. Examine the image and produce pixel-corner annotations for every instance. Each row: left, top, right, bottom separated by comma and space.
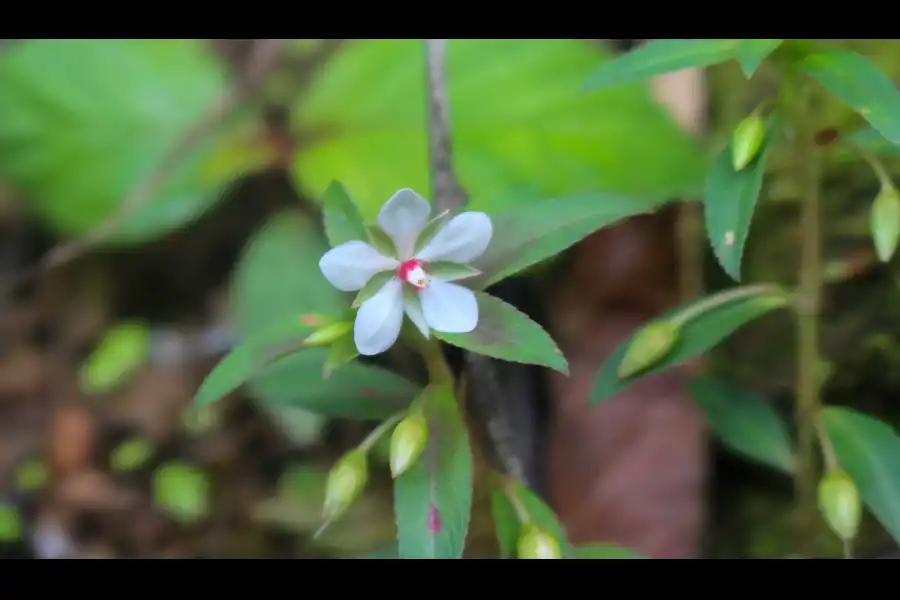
823, 407, 900, 543
737, 39, 783, 78
366, 225, 397, 258
490, 480, 569, 558
582, 39, 740, 91
704, 118, 778, 282
572, 544, 648, 559
426, 261, 481, 282
437, 291, 568, 373
259, 402, 327, 448
292, 40, 706, 217
592, 285, 791, 404
688, 377, 795, 473
843, 126, 900, 159
323, 332, 359, 378
0, 39, 241, 244
470, 193, 660, 290
800, 50, 900, 147
352, 271, 395, 307
322, 180, 368, 247
414, 211, 450, 254
394, 384, 473, 559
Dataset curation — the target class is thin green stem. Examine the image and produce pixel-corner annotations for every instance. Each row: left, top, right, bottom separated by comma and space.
417, 336, 454, 386
358, 411, 405, 454
668, 283, 790, 329
851, 142, 895, 191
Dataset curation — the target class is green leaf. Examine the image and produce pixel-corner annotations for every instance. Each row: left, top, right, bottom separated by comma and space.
323, 332, 359, 378
490, 479, 568, 558
582, 39, 740, 91
469, 193, 660, 290
78, 320, 150, 395
704, 118, 778, 282
426, 261, 480, 282
572, 544, 648, 559
394, 384, 473, 559
844, 126, 900, 158
366, 225, 397, 257
111, 438, 155, 472
800, 50, 900, 147
737, 39, 783, 78
352, 271, 395, 308
823, 406, 900, 543
322, 180, 368, 247
0, 504, 22, 542
292, 40, 706, 217
15, 459, 48, 493
437, 291, 568, 374
153, 461, 210, 523
414, 211, 450, 254
688, 377, 795, 473
259, 402, 327, 448
0, 39, 246, 244
592, 285, 790, 404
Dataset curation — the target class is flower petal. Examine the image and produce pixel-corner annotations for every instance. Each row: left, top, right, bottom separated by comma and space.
354, 278, 404, 356
402, 289, 430, 339
419, 279, 478, 334
319, 241, 399, 292
415, 211, 492, 263
378, 188, 432, 259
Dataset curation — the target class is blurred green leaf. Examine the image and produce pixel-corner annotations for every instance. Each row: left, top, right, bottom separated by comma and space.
153, 461, 210, 523
688, 377, 795, 473
437, 292, 567, 373
0, 39, 253, 243
737, 39, 783, 78
801, 50, 900, 147
469, 193, 660, 290
322, 180, 368, 247
491, 479, 569, 558
823, 407, 900, 543
79, 320, 150, 395
259, 402, 327, 447
14, 459, 48, 493
844, 126, 900, 158
292, 39, 706, 217
0, 503, 21, 542
592, 286, 791, 404
111, 438, 155, 472
572, 544, 648, 559
583, 39, 739, 91
394, 385, 472, 559
704, 118, 778, 282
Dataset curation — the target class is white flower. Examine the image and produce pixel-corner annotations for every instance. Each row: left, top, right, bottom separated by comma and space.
319, 188, 492, 356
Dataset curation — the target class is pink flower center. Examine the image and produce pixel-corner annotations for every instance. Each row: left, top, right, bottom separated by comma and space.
398, 259, 429, 290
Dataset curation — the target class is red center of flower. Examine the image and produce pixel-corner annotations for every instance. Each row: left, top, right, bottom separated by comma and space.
398, 259, 429, 290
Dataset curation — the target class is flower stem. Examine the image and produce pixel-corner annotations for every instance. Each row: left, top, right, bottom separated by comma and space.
358, 412, 405, 454
417, 336, 454, 387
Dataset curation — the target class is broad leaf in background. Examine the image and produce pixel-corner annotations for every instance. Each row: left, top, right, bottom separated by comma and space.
688, 377, 795, 474
823, 407, 900, 542
292, 39, 706, 217
737, 39, 783, 78
801, 50, 900, 147
704, 119, 778, 282
573, 544, 648, 559
437, 292, 567, 373
582, 39, 740, 91
843, 126, 900, 158
491, 479, 569, 558
321, 180, 368, 247
468, 193, 660, 290
394, 385, 472, 559
0, 39, 257, 243
230, 211, 418, 417
592, 286, 791, 403
153, 461, 210, 523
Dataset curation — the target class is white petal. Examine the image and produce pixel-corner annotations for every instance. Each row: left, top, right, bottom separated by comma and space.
319, 241, 399, 292
419, 279, 478, 334
378, 188, 432, 259
403, 290, 430, 339
415, 211, 492, 263
354, 278, 404, 356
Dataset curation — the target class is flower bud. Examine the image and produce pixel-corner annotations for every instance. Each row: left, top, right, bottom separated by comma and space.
517, 524, 562, 559
731, 112, 766, 171
818, 470, 861, 542
304, 321, 353, 347
618, 320, 679, 379
390, 414, 429, 478
323, 450, 368, 522
870, 185, 900, 263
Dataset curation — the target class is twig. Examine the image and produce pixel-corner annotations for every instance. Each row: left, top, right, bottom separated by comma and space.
0, 39, 285, 298
424, 39, 467, 214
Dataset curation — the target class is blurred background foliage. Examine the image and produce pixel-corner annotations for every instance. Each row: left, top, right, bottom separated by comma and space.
0, 38, 898, 558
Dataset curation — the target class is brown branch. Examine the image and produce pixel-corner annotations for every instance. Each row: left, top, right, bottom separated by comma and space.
0, 38, 285, 297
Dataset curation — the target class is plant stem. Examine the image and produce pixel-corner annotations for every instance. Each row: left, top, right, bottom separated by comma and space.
418, 336, 454, 387
358, 412, 405, 454
786, 69, 824, 556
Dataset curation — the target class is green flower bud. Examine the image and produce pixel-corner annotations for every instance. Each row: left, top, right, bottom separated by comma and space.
323, 450, 368, 522
870, 185, 900, 263
390, 414, 429, 478
304, 321, 353, 347
818, 470, 861, 542
618, 320, 679, 379
517, 524, 562, 559
731, 112, 766, 171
